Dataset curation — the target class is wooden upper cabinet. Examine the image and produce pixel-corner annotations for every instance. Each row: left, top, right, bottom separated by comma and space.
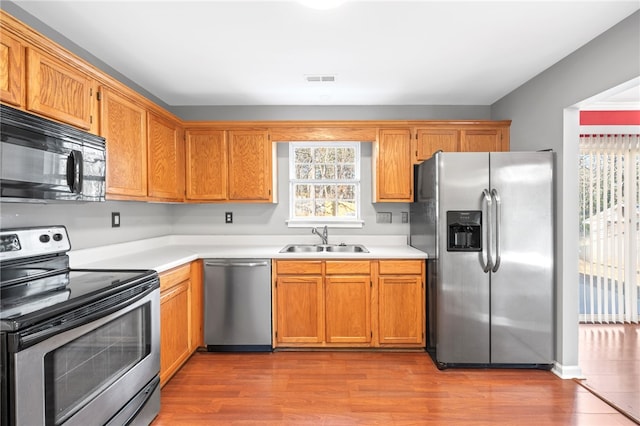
185, 130, 228, 201
414, 128, 459, 163
147, 111, 184, 201
0, 29, 24, 106
460, 128, 504, 152
228, 129, 272, 202
375, 128, 413, 202
99, 87, 148, 199
26, 47, 93, 130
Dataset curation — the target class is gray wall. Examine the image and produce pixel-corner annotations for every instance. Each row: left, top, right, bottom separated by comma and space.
491, 11, 640, 375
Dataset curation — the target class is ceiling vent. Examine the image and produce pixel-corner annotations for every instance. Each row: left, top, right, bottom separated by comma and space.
305, 75, 336, 83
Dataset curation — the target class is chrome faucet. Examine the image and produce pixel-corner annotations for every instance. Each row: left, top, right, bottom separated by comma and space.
312, 226, 328, 245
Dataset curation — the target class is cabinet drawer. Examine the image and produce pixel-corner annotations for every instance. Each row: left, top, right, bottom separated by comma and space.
378, 260, 423, 275
276, 260, 322, 275
325, 260, 370, 275
159, 263, 191, 292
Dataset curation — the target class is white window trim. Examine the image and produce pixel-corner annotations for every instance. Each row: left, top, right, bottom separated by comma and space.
287, 142, 363, 228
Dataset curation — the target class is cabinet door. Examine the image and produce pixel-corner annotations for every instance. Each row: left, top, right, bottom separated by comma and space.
375, 128, 412, 202
26, 47, 93, 130
325, 276, 371, 343
275, 276, 324, 343
159, 280, 191, 386
460, 128, 503, 152
147, 111, 184, 201
378, 275, 424, 345
228, 130, 272, 201
185, 130, 227, 201
415, 128, 459, 162
99, 87, 148, 199
0, 29, 24, 106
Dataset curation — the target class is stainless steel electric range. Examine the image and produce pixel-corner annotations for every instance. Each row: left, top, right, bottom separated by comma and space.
0, 226, 160, 426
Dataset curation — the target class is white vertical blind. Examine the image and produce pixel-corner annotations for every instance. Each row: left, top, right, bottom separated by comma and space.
579, 134, 639, 324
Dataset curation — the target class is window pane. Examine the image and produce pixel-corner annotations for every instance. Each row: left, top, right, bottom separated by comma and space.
315, 184, 336, 199
315, 164, 335, 180
338, 201, 357, 217
295, 164, 314, 180
315, 200, 336, 216
295, 200, 314, 217
336, 147, 354, 163
314, 147, 335, 164
295, 148, 313, 163
337, 165, 355, 180
295, 184, 312, 199
337, 184, 355, 199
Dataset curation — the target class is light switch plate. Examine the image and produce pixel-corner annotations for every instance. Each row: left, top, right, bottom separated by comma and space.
225, 212, 233, 224
402, 212, 409, 223
111, 212, 120, 228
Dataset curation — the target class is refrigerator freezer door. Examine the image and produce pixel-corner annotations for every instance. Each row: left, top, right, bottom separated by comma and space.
489, 152, 554, 364
436, 152, 491, 364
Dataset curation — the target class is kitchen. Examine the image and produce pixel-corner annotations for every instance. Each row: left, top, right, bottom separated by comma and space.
1, 1, 639, 424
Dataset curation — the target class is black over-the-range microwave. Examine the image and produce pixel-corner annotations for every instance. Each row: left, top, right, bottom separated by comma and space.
0, 104, 106, 202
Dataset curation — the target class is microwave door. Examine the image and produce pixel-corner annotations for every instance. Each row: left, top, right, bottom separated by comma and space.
0, 132, 82, 201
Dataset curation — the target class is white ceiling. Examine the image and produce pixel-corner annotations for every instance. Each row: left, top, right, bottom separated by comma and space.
12, 0, 640, 107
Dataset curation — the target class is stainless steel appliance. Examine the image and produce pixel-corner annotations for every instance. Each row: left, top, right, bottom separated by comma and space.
0, 104, 106, 202
410, 152, 554, 368
0, 226, 160, 425
203, 259, 272, 352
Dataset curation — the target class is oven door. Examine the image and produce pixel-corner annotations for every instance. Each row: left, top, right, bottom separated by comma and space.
7, 286, 159, 426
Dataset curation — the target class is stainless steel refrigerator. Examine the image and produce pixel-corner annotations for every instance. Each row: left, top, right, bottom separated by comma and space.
410, 151, 554, 368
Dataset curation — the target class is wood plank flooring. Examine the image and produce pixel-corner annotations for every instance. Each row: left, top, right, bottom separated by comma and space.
152, 351, 635, 425
579, 323, 640, 423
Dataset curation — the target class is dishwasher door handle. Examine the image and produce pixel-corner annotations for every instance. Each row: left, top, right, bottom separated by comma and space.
204, 261, 270, 268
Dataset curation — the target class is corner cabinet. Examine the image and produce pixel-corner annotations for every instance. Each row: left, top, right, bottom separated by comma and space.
99, 87, 148, 199
147, 110, 184, 202
159, 261, 203, 387
374, 128, 413, 202
273, 259, 423, 349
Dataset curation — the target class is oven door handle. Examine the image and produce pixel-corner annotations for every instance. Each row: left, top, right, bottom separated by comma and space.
8, 281, 157, 352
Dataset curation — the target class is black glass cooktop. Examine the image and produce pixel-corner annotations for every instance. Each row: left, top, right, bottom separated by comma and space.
0, 268, 156, 332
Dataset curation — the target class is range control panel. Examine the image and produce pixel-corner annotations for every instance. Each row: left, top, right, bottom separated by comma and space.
0, 226, 70, 261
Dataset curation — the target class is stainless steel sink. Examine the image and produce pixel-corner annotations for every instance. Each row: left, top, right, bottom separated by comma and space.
279, 244, 368, 253
324, 244, 369, 253
280, 244, 324, 253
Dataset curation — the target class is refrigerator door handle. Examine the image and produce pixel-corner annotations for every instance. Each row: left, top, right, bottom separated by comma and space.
482, 189, 493, 273
491, 188, 502, 272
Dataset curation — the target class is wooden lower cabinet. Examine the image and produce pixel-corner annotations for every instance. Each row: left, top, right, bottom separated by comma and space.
377, 260, 425, 346
159, 261, 203, 386
274, 259, 422, 349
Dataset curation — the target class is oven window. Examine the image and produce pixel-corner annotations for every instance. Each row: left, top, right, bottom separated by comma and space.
43, 303, 151, 425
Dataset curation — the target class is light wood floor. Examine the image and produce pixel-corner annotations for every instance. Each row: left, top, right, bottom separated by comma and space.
153, 350, 636, 425
579, 323, 640, 423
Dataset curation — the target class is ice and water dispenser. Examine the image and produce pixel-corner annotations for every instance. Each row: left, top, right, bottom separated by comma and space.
446, 211, 482, 251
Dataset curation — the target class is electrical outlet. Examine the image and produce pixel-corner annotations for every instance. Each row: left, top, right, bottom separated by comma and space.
376, 212, 392, 224
111, 212, 121, 228
402, 212, 409, 223
225, 212, 233, 224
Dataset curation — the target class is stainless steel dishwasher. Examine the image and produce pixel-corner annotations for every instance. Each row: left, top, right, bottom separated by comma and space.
203, 259, 272, 352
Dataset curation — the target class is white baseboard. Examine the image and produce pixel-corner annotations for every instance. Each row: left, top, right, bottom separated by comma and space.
552, 362, 584, 379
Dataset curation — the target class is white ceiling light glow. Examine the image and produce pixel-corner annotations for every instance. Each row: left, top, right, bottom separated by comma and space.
297, 0, 346, 10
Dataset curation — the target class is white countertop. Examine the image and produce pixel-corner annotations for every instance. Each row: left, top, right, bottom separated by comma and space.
69, 234, 428, 273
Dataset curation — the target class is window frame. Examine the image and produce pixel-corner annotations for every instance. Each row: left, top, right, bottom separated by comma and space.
287, 141, 363, 228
